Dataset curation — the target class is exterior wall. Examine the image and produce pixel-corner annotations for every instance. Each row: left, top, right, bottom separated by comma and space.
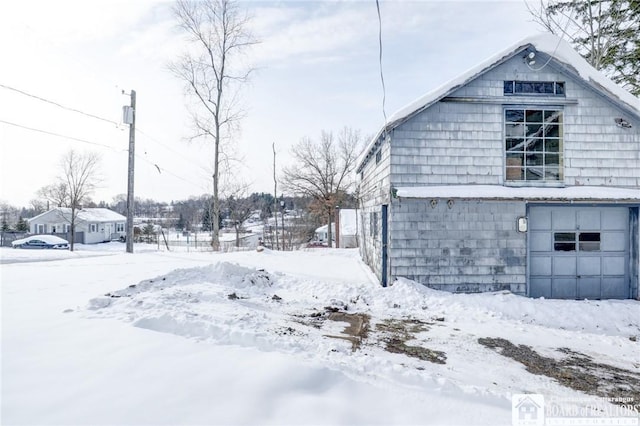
83, 221, 125, 244
390, 103, 503, 185
358, 49, 640, 296
632, 208, 640, 299
389, 199, 527, 294
30, 211, 75, 235
358, 135, 392, 283
390, 57, 640, 188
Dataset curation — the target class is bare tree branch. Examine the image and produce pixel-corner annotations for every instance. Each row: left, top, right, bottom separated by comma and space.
283, 127, 363, 248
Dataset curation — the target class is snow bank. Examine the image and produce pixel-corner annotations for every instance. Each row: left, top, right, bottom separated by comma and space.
3, 248, 639, 425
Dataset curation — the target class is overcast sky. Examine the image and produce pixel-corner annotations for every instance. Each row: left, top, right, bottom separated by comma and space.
0, 0, 542, 208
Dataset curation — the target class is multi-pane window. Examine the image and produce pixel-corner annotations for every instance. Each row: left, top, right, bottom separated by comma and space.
553, 232, 601, 252
504, 80, 565, 96
90, 223, 97, 233
505, 108, 563, 182
116, 223, 125, 232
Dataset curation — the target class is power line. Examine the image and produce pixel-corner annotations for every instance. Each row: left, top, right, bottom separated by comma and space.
0, 117, 211, 193
134, 152, 210, 193
0, 118, 118, 150
0, 83, 120, 127
0, 81, 212, 181
136, 127, 212, 177
375, 0, 388, 127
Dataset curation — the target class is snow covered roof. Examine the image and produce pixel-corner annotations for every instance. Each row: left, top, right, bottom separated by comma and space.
30, 207, 126, 223
77, 208, 126, 222
395, 185, 640, 202
357, 33, 640, 172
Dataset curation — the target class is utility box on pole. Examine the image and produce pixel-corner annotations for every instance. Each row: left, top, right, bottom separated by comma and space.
122, 106, 134, 125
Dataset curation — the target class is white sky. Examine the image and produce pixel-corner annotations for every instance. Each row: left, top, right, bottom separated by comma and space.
0, 0, 542, 207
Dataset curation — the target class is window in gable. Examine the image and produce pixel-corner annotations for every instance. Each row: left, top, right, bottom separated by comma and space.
505, 108, 563, 182
375, 149, 382, 164
504, 80, 565, 96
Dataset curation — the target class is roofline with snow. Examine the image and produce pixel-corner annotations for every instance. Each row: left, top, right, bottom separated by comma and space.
394, 185, 640, 203
356, 34, 640, 174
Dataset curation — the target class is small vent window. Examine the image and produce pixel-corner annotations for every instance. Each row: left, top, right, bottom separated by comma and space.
554, 232, 576, 251
553, 232, 601, 252
375, 149, 382, 164
579, 232, 601, 252
504, 81, 565, 96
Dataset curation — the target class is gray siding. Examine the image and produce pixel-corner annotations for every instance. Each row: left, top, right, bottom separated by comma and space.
358, 135, 392, 282
389, 199, 527, 294
358, 48, 639, 298
389, 56, 640, 188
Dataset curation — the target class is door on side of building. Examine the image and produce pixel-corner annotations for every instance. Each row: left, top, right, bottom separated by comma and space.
528, 205, 630, 299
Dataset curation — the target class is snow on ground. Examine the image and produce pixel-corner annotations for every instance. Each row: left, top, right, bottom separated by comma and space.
1, 244, 639, 425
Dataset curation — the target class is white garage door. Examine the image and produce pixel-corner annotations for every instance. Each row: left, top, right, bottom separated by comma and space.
529, 206, 630, 299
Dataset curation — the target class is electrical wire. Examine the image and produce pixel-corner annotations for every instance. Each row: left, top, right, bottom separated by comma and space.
0, 81, 212, 183
375, 0, 388, 127
136, 127, 212, 178
0, 83, 120, 127
0, 118, 118, 150
525, 1, 575, 72
0, 117, 211, 194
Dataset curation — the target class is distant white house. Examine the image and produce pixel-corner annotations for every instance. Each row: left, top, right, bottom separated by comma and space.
314, 209, 358, 248
29, 207, 126, 244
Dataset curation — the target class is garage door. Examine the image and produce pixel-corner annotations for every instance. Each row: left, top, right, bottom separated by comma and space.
529, 206, 630, 299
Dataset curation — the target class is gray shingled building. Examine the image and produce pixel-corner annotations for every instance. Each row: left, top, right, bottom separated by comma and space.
356, 34, 640, 299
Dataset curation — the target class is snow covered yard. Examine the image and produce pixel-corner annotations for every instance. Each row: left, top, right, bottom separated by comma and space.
1, 245, 639, 425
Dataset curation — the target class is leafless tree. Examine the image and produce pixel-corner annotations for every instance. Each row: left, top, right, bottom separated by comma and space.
37, 183, 70, 208
283, 127, 362, 248
40, 150, 101, 251
221, 181, 253, 248
169, 0, 256, 250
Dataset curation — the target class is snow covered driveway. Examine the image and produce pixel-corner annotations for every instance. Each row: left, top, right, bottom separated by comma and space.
2, 247, 639, 425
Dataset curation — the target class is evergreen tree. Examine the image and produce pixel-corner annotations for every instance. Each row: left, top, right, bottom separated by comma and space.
15, 217, 28, 232
529, 0, 640, 95
142, 223, 156, 243
202, 209, 212, 232
175, 213, 185, 231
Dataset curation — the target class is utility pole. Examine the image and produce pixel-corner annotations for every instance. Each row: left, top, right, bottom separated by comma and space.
273, 143, 279, 250
124, 90, 136, 254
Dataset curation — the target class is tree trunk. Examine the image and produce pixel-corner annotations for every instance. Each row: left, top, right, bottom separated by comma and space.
70, 207, 76, 252
326, 209, 333, 248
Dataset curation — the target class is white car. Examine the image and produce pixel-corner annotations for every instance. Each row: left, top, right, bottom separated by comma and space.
11, 235, 70, 250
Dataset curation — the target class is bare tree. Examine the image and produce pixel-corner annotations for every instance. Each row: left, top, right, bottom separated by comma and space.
37, 183, 70, 208
283, 127, 362, 248
526, 0, 639, 95
169, 0, 255, 250
39, 150, 101, 251
221, 181, 253, 248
